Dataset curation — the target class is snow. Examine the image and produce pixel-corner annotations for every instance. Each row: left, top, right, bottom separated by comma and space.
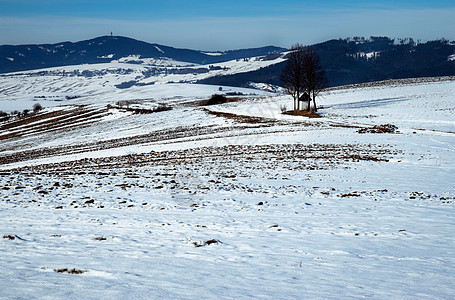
348, 51, 380, 60
203, 52, 225, 56
112, 54, 142, 63
97, 54, 115, 59
0, 53, 285, 113
154, 46, 165, 54
365, 51, 380, 59
247, 82, 285, 93
0, 70, 454, 299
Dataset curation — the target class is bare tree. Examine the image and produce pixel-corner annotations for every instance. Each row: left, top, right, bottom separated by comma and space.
280, 44, 305, 111
281, 44, 328, 112
302, 47, 328, 112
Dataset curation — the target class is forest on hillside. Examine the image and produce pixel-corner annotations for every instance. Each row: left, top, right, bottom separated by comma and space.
199, 37, 455, 87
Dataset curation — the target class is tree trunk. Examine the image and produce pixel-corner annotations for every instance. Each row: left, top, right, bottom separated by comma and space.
312, 93, 317, 112
296, 91, 300, 111
306, 90, 311, 112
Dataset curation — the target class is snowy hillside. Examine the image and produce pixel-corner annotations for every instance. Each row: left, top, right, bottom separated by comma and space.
0, 35, 287, 74
3, 36, 455, 88
1, 74, 454, 299
0, 54, 286, 113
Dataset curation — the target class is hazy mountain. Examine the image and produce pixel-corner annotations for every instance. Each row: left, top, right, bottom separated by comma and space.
0, 36, 286, 74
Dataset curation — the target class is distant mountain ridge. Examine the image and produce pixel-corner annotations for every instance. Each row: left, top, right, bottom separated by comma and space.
1, 36, 454, 88
200, 37, 455, 87
0, 36, 286, 74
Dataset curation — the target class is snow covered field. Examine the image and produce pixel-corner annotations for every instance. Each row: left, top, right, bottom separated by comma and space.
0, 69, 454, 299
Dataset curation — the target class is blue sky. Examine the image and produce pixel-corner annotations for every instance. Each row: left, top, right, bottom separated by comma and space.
1, 0, 454, 50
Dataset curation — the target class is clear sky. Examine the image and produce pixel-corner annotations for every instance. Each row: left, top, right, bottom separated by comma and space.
1, 0, 454, 50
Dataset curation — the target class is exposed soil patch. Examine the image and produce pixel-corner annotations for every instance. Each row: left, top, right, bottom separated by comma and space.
193, 239, 219, 247
282, 110, 322, 118
53, 268, 86, 275
340, 193, 362, 197
5, 143, 398, 173
202, 108, 277, 124
358, 124, 398, 134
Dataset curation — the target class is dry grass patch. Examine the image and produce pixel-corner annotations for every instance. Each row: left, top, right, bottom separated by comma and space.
201, 108, 276, 124
358, 124, 398, 134
53, 268, 86, 274
282, 110, 322, 118
193, 239, 219, 247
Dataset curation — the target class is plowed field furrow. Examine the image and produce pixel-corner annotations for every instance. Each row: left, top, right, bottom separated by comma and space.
0, 124, 244, 165
0, 108, 77, 131
0, 107, 110, 140
19, 111, 110, 137
3, 143, 397, 173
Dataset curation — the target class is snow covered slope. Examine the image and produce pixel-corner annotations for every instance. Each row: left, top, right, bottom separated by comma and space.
0, 75, 454, 299
0, 35, 287, 74
0, 55, 286, 113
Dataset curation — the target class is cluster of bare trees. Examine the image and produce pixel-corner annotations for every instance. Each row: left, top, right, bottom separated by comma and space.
0, 103, 43, 122
281, 44, 327, 112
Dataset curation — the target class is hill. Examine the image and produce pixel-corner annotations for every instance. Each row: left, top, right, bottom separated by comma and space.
199, 37, 455, 87
1, 36, 454, 88
0, 76, 454, 298
0, 35, 285, 74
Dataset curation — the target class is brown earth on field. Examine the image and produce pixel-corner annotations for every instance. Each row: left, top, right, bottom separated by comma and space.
282, 110, 322, 118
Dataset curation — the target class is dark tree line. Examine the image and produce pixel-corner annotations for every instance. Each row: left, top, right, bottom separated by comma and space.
281, 44, 328, 112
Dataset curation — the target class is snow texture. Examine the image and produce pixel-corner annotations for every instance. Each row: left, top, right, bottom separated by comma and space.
0, 65, 454, 299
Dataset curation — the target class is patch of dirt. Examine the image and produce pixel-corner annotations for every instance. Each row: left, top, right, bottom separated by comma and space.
339, 193, 361, 197
53, 268, 86, 275
4, 143, 398, 174
201, 108, 277, 124
358, 124, 398, 134
282, 110, 322, 118
193, 239, 219, 247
